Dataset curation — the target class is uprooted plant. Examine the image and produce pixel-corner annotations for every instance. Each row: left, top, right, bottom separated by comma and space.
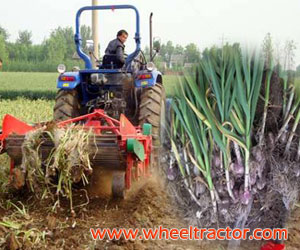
167, 43, 300, 230
20, 124, 94, 215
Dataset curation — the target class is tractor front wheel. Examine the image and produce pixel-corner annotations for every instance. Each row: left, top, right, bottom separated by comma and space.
53, 89, 80, 121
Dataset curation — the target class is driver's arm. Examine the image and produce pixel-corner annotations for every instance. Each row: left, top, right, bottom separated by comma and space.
116, 46, 125, 64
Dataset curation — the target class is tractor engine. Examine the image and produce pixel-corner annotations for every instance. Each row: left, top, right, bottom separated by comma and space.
86, 89, 127, 119
85, 73, 134, 120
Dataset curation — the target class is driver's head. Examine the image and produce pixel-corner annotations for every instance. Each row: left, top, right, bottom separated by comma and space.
117, 30, 128, 44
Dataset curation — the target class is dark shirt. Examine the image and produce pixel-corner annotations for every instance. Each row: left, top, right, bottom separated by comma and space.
105, 38, 125, 64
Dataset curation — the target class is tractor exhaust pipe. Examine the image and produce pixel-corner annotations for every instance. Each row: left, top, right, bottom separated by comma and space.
149, 12, 153, 62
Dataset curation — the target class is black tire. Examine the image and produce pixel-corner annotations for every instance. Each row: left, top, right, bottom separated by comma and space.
53, 89, 80, 121
138, 84, 166, 160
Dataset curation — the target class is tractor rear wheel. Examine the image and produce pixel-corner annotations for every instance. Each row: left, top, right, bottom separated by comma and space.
53, 89, 80, 121
138, 84, 166, 165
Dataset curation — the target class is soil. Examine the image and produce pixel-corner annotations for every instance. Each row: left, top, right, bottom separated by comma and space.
286, 206, 300, 250
0, 173, 299, 250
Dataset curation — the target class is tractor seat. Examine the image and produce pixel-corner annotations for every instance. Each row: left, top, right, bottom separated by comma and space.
101, 55, 124, 69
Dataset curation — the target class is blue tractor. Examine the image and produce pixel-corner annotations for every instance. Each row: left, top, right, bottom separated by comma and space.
54, 5, 166, 152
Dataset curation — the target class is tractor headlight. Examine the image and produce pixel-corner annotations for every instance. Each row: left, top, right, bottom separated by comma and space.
146, 62, 155, 71
57, 64, 66, 74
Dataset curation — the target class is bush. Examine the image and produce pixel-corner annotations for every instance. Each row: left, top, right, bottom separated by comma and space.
2, 60, 85, 72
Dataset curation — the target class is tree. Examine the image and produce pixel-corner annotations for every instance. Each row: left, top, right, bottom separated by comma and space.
159, 41, 174, 67
46, 36, 67, 62
0, 25, 9, 41
184, 43, 200, 63
0, 35, 8, 63
80, 25, 92, 52
174, 44, 184, 55
45, 27, 75, 62
17, 30, 32, 46
153, 40, 161, 52
27, 44, 47, 61
165, 41, 175, 66
144, 45, 150, 61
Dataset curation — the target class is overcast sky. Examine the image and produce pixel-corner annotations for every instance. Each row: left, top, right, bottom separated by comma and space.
1, 0, 299, 67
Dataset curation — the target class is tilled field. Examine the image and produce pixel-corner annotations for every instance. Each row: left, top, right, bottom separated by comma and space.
0, 176, 201, 250
0, 174, 299, 250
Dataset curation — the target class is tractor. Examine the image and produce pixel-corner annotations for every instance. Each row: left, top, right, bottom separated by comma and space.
0, 4, 166, 198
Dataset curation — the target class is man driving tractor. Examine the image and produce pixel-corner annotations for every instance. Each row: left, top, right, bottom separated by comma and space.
104, 29, 128, 68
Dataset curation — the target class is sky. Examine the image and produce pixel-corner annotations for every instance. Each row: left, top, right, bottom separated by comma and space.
0, 0, 299, 67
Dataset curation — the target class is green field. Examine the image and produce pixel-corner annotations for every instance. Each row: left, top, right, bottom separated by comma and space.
0, 73, 56, 124
0, 72, 179, 125
0, 72, 58, 99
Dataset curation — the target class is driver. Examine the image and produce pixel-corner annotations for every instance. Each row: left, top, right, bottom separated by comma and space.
105, 30, 128, 67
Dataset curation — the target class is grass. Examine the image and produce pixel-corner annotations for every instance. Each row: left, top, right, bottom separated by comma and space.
0, 72, 58, 100
0, 72, 57, 127
0, 200, 47, 248
0, 72, 179, 98
163, 74, 180, 96
0, 98, 54, 125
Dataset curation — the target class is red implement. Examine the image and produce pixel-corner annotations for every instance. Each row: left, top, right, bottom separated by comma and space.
0, 109, 152, 194
0, 114, 34, 142
261, 242, 285, 250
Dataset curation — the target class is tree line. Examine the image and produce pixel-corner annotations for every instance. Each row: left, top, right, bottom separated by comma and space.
0, 25, 202, 72
0, 25, 299, 75
0, 25, 92, 72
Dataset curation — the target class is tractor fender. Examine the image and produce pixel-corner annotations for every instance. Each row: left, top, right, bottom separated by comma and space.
135, 69, 163, 88
57, 72, 81, 90
152, 70, 163, 84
